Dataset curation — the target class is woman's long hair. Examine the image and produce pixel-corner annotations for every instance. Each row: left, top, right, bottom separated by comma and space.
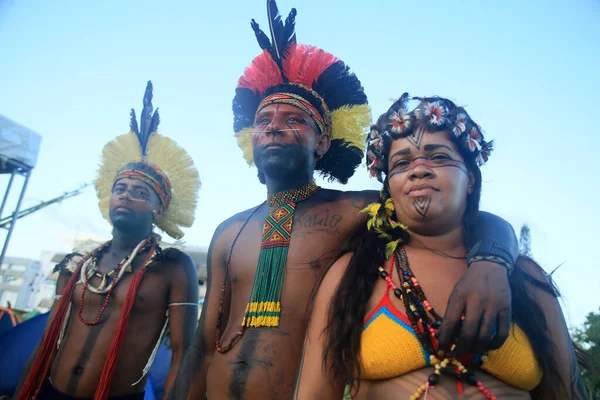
322, 123, 564, 396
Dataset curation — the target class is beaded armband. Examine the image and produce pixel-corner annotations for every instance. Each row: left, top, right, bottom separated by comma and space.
466, 239, 515, 275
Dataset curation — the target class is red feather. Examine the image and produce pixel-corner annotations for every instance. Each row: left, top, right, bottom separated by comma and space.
238, 50, 283, 94
283, 44, 339, 88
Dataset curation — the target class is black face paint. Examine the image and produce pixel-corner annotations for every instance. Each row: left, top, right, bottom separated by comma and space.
406, 127, 425, 149
413, 197, 432, 218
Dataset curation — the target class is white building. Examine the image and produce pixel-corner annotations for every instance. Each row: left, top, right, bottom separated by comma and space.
0, 256, 42, 310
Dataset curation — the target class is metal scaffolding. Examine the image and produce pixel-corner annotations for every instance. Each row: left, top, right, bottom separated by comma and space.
0, 114, 41, 266
0, 158, 33, 266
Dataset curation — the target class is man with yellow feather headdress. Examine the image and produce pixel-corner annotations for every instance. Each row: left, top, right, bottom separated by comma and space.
16, 81, 201, 400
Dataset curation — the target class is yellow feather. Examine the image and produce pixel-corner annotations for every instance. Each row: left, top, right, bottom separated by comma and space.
235, 104, 371, 166
360, 202, 381, 217
384, 198, 395, 216
330, 104, 372, 150
235, 127, 255, 165
95, 131, 201, 240
385, 240, 400, 259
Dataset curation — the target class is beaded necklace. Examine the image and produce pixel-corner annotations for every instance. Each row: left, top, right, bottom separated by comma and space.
376, 247, 496, 400
77, 235, 156, 326
216, 180, 321, 353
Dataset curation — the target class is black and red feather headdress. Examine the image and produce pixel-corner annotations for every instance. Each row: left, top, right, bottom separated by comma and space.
233, 0, 371, 184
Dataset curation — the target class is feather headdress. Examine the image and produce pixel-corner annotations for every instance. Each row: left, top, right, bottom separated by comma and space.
233, 0, 371, 184
94, 81, 200, 239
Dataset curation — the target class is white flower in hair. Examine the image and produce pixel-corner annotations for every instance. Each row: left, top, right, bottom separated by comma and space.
453, 113, 467, 137
368, 127, 383, 150
423, 101, 446, 126
367, 150, 377, 168
389, 109, 411, 134
467, 127, 483, 152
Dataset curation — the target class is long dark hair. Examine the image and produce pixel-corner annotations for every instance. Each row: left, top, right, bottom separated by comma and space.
323, 118, 564, 396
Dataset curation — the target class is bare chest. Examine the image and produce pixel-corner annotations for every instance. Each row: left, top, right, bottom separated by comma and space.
71, 266, 169, 317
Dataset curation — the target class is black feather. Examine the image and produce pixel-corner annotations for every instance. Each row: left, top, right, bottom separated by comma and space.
264, 0, 297, 80
251, 19, 271, 51
129, 109, 139, 135
148, 108, 160, 137
267, 0, 284, 65
139, 81, 154, 148
282, 7, 297, 54
130, 80, 160, 157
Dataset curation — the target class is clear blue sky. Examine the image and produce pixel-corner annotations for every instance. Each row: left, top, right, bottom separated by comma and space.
0, 0, 598, 327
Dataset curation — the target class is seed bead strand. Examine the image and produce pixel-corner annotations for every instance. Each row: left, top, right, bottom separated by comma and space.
215, 282, 246, 353
214, 203, 264, 353
390, 247, 496, 400
394, 255, 438, 353
78, 259, 126, 325
398, 248, 443, 322
82, 237, 150, 294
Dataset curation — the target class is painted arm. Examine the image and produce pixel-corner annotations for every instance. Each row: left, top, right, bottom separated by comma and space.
292, 254, 352, 400
162, 251, 199, 400
437, 211, 518, 354
168, 223, 229, 400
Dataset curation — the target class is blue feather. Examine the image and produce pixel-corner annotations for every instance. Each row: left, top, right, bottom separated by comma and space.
131, 81, 160, 156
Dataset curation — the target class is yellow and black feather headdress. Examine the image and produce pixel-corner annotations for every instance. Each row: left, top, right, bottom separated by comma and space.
233, 0, 372, 184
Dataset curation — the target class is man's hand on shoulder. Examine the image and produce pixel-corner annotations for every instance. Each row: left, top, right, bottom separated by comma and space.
437, 261, 511, 355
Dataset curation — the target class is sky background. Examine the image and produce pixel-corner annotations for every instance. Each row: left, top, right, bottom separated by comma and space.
0, 0, 598, 327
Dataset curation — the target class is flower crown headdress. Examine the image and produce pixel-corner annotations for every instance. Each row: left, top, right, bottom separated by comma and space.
366, 93, 493, 183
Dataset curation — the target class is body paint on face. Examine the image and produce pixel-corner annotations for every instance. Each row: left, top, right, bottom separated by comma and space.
254, 104, 284, 145
389, 157, 468, 179
114, 194, 155, 212
413, 197, 432, 218
406, 127, 425, 149
111, 180, 159, 214
253, 104, 309, 148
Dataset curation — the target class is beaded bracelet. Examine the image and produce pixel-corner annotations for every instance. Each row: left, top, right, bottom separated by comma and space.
467, 240, 514, 275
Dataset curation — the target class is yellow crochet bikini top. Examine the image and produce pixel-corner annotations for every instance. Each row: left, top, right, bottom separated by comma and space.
359, 259, 542, 391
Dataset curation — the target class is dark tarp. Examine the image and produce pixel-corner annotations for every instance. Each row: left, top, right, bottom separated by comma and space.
0, 312, 171, 399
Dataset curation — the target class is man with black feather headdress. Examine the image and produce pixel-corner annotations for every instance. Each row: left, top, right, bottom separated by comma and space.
15, 82, 201, 400
171, 2, 519, 399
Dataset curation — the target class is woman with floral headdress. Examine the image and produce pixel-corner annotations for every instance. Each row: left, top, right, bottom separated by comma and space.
293, 94, 588, 399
